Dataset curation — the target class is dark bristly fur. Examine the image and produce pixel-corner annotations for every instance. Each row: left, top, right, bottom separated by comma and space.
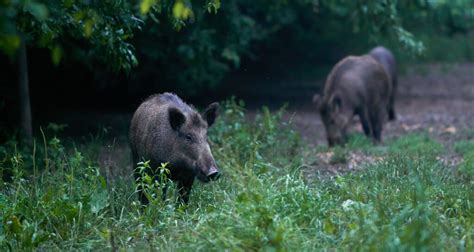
129, 92, 220, 204
369, 46, 398, 120
313, 55, 391, 146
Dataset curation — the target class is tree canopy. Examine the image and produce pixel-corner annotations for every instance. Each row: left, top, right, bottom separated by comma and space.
1, 0, 473, 92
0, 0, 220, 70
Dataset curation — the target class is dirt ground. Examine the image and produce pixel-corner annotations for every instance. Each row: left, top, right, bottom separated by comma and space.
280, 63, 474, 177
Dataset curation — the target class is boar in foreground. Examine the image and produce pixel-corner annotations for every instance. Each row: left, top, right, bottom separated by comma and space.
129, 93, 220, 204
369, 46, 397, 120
313, 55, 391, 146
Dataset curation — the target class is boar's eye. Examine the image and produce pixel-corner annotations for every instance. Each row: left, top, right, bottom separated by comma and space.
184, 133, 194, 143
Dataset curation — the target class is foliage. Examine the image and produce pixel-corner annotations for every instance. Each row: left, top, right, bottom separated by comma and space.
3, 1, 473, 95
124, 0, 474, 95
0, 0, 220, 70
0, 101, 473, 250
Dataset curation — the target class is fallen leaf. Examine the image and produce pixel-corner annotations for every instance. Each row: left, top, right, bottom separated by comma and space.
443, 126, 456, 134
401, 123, 422, 131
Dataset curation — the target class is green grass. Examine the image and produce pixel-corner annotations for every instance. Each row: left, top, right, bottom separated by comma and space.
454, 140, 474, 181
0, 100, 473, 250
454, 140, 474, 156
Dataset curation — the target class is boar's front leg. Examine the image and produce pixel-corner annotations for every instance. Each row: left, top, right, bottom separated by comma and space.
358, 108, 373, 138
177, 177, 195, 204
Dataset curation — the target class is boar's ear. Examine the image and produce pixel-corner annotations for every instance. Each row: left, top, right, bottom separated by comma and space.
330, 95, 342, 113
169, 107, 186, 130
312, 94, 322, 108
203, 102, 219, 127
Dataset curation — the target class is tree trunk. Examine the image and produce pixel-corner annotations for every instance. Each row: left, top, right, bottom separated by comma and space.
18, 36, 33, 143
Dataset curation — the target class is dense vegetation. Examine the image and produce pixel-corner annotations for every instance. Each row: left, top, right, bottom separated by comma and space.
1, 101, 472, 250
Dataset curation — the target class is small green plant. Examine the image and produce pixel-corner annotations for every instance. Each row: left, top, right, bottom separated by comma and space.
135, 161, 171, 204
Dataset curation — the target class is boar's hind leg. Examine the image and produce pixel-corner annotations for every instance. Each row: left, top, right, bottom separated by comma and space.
388, 95, 396, 121
358, 108, 373, 138
177, 177, 195, 204
388, 77, 397, 121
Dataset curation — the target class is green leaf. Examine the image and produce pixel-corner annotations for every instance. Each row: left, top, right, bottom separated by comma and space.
207, 0, 221, 14
222, 48, 240, 68
140, 0, 156, 15
90, 190, 108, 214
51, 45, 62, 66
84, 19, 94, 38
99, 176, 107, 189
6, 215, 22, 235
0, 34, 21, 56
25, 2, 49, 20
173, 1, 193, 20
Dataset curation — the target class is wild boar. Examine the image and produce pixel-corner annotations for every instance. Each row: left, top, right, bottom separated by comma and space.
369, 46, 397, 120
129, 93, 220, 204
313, 55, 391, 146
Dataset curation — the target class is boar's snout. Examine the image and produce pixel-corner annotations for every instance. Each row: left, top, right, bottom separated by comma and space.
197, 165, 220, 183
206, 166, 220, 181
196, 142, 220, 183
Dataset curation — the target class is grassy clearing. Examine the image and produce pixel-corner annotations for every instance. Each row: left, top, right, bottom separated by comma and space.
1, 100, 473, 250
